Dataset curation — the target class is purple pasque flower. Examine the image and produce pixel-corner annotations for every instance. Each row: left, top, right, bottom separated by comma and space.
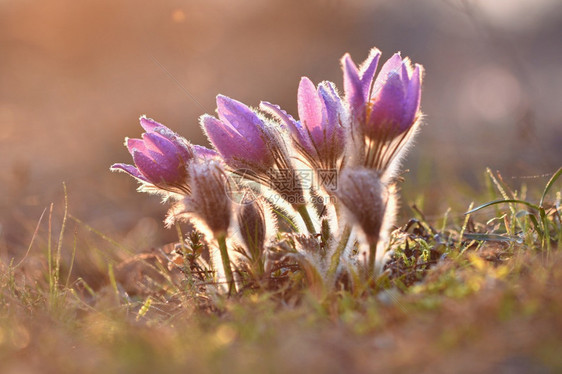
261, 77, 346, 169
201, 95, 275, 171
342, 48, 422, 139
203, 95, 314, 211
111, 116, 202, 194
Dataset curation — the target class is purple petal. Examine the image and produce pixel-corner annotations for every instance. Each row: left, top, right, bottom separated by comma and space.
201, 114, 269, 167
132, 150, 181, 185
400, 60, 410, 82
259, 101, 297, 130
139, 116, 164, 132
141, 133, 184, 172
201, 114, 245, 147
298, 77, 324, 135
260, 101, 314, 155
110, 163, 149, 182
403, 64, 422, 128
368, 72, 407, 134
193, 145, 220, 160
318, 82, 346, 157
216, 95, 265, 147
341, 54, 365, 119
290, 120, 315, 155
170, 137, 194, 163
151, 127, 194, 163
318, 80, 339, 100
139, 133, 189, 181
358, 48, 381, 102
126, 138, 147, 154
318, 81, 344, 133
372, 53, 404, 95
139, 117, 195, 162
142, 132, 177, 154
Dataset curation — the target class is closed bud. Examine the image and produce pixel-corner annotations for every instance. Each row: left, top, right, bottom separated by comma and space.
335, 167, 386, 245
185, 161, 232, 237
237, 200, 267, 263
201, 95, 275, 171
261, 78, 346, 171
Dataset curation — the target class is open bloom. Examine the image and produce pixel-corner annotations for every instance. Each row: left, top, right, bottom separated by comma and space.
342, 48, 422, 139
111, 116, 213, 194
261, 77, 346, 170
201, 95, 275, 171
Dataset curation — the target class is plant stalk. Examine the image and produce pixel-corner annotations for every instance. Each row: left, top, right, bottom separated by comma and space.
368, 241, 378, 277
327, 224, 352, 281
297, 204, 316, 234
217, 234, 236, 294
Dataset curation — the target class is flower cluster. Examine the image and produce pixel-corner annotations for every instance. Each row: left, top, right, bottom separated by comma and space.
111, 47, 423, 293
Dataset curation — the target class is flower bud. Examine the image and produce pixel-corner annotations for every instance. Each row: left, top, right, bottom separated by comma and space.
335, 167, 386, 245
236, 200, 268, 264
185, 161, 232, 237
261, 78, 346, 171
201, 95, 274, 171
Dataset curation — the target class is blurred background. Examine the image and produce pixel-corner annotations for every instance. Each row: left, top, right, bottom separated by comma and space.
1, 0, 561, 257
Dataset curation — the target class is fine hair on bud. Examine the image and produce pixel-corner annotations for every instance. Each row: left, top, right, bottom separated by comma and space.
184, 161, 232, 237
335, 167, 386, 245
237, 201, 266, 263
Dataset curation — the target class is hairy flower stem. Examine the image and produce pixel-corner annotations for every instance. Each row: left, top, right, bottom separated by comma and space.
217, 234, 236, 294
327, 224, 352, 281
368, 241, 378, 278
297, 205, 316, 234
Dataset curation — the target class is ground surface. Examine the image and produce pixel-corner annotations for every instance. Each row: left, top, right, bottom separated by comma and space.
1, 194, 561, 373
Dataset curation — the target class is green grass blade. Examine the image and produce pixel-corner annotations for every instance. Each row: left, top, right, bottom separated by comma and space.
466, 199, 540, 215
47, 203, 54, 293
528, 214, 543, 237
539, 167, 562, 208
108, 263, 120, 302
515, 210, 543, 238
486, 168, 515, 212
55, 182, 69, 286
459, 202, 473, 253
462, 233, 521, 243
65, 225, 78, 288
